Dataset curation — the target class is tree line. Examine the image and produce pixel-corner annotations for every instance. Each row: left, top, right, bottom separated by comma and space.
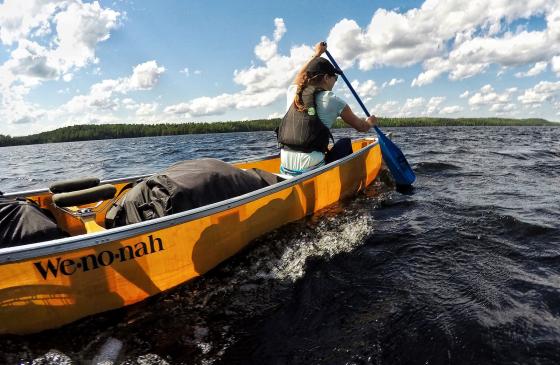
0, 117, 556, 147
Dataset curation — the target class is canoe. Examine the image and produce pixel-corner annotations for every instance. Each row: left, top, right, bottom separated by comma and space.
0, 138, 382, 334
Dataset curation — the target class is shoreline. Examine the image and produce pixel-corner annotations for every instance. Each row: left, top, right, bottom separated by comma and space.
1, 117, 557, 147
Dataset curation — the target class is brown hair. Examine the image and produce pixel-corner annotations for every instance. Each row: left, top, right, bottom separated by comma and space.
294, 73, 325, 112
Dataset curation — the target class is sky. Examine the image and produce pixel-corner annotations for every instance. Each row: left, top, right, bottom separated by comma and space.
1, 0, 560, 136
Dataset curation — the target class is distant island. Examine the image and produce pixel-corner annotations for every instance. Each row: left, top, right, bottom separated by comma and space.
0, 117, 557, 147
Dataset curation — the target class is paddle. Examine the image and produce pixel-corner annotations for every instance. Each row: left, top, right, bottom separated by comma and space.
325, 50, 416, 187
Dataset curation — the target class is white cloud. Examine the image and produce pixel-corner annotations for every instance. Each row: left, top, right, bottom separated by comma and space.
3, 97, 45, 125
180, 67, 190, 76
411, 57, 450, 86
327, 1, 560, 86
62, 60, 165, 114
382, 78, 404, 87
136, 103, 158, 116
165, 95, 233, 117
439, 105, 463, 114
128, 61, 165, 90
468, 84, 517, 108
324, 19, 367, 70
122, 98, 136, 109
0, 0, 62, 45
273, 18, 286, 42
373, 100, 400, 115
459, 90, 470, 98
327, 10, 441, 69
399, 97, 425, 116
490, 103, 516, 112
403, 97, 424, 108
515, 61, 548, 78
2, 40, 58, 83
254, 37, 277, 63
448, 61, 489, 81
481, 84, 493, 94
165, 88, 284, 117
254, 18, 285, 62
518, 80, 560, 104
425, 96, 446, 114
51, 1, 120, 72
0, 0, 121, 130
552, 55, 560, 76
233, 46, 308, 94
350, 79, 378, 98
497, 66, 508, 77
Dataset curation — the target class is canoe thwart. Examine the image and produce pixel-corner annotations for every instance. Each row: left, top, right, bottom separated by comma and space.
49, 177, 100, 194
52, 184, 117, 208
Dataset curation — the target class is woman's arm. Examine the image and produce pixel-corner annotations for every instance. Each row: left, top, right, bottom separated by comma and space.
340, 105, 377, 132
292, 42, 327, 85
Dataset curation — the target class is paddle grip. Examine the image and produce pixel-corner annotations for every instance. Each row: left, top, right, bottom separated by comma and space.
325, 50, 371, 118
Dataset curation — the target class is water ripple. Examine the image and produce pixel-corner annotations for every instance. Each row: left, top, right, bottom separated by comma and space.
1, 127, 560, 365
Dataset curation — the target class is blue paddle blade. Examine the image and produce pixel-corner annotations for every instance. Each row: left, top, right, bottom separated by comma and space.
324, 50, 415, 188
374, 126, 416, 186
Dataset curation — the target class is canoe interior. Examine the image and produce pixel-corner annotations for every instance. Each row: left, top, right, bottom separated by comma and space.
0, 138, 381, 334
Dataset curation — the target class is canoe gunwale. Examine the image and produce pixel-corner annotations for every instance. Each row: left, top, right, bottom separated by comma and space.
0, 140, 378, 264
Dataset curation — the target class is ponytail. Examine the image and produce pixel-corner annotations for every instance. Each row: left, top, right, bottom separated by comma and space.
294, 73, 324, 112
294, 73, 309, 112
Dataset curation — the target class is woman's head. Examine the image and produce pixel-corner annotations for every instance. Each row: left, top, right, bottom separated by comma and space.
305, 72, 337, 90
306, 57, 339, 78
294, 57, 341, 110
306, 57, 340, 89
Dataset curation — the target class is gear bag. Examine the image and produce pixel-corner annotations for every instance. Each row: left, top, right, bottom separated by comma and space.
0, 197, 66, 248
105, 159, 284, 228
276, 86, 334, 153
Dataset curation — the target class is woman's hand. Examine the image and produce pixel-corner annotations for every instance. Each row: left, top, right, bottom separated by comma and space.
366, 115, 377, 127
314, 41, 327, 57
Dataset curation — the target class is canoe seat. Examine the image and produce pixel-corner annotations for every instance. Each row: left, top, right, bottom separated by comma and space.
50, 179, 117, 233
49, 177, 100, 193
52, 184, 117, 208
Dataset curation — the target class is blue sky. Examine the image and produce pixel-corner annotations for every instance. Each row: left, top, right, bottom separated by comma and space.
1, 0, 559, 136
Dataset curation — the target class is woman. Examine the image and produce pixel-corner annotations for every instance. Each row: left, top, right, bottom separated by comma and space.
277, 41, 377, 176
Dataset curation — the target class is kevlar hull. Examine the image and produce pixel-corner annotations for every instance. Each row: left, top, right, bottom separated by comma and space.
0, 139, 382, 334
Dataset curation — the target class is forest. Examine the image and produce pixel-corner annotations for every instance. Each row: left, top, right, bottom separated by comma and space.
0, 117, 556, 147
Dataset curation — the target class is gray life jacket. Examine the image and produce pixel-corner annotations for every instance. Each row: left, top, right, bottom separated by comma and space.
276, 86, 334, 153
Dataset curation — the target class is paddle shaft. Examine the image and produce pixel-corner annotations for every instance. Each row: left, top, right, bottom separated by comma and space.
325, 51, 371, 118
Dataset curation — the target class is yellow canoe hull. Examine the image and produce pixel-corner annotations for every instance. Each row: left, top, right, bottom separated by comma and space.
0, 139, 382, 334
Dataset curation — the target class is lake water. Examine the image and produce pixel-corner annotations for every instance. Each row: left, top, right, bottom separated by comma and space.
1, 126, 560, 365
